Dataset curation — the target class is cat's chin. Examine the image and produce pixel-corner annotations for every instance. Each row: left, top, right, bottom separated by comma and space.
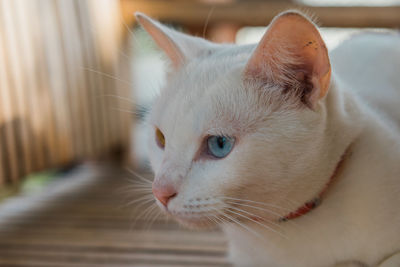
174, 216, 219, 230
166, 212, 219, 229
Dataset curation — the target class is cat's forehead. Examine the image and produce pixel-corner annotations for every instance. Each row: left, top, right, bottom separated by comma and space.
149, 43, 288, 139
152, 46, 257, 127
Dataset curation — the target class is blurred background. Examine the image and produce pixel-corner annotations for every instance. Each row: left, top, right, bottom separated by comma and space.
0, 0, 399, 266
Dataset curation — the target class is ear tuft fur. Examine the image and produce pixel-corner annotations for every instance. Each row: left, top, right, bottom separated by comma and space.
135, 12, 218, 69
244, 10, 331, 108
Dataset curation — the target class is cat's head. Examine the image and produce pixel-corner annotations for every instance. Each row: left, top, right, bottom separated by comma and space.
136, 11, 332, 228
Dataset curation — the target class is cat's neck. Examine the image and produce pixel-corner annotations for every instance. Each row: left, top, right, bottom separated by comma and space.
224, 75, 394, 265
280, 75, 365, 212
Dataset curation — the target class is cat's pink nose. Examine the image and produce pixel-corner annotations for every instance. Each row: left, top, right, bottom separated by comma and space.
152, 184, 177, 207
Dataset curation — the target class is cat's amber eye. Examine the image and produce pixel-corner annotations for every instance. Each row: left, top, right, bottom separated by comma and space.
155, 128, 165, 149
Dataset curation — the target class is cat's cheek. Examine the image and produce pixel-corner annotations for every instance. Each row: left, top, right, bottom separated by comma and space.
147, 139, 164, 172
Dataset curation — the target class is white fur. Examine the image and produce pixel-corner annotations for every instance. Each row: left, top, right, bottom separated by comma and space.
140, 13, 400, 266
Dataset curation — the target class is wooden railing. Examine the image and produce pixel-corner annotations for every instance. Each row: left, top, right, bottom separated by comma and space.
0, 0, 132, 185
121, 0, 400, 28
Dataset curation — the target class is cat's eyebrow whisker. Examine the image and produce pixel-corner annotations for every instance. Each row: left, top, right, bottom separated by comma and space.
99, 94, 136, 104
110, 107, 139, 115
118, 49, 131, 60
82, 67, 133, 87
225, 207, 288, 240
82, 67, 133, 86
122, 19, 142, 46
202, 6, 215, 39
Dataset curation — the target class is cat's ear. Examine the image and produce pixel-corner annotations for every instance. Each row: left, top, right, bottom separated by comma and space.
244, 11, 331, 107
135, 12, 214, 69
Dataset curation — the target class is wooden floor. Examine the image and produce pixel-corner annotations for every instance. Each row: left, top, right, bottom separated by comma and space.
0, 164, 230, 267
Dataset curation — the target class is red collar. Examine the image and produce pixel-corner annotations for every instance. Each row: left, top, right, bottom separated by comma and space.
280, 148, 349, 222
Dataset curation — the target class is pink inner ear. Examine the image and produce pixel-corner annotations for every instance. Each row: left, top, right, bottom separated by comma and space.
244, 11, 331, 104
136, 14, 184, 69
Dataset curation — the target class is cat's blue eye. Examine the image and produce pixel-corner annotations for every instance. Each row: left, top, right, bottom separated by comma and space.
207, 136, 235, 159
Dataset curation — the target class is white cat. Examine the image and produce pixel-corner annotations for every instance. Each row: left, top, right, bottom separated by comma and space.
135, 10, 400, 267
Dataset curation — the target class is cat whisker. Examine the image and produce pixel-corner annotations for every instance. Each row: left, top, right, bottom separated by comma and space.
100, 94, 136, 104
124, 176, 149, 185
118, 49, 131, 61
208, 207, 259, 236
127, 185, 152, 191
125, 181, 152, 190
110, 107, 139, 115
82, 67, 133, 86
205, 213, 219, 227
125, 180, 153, 188
126, 182, 152, 189
127, 189, 153, 195
132, 201, 156, 229
226, 205, 285, 230
124, 194, 154, 208
122, 18, 141, 46
218, 211, 263, 239
211, 213, 227, 225
224, 201, 284, 218
142, 204, 158, 230
219, 196, 292, 211
226, 200, 303, 230
225, 207, 288, 240
202, 6, 215, 39
147, 207, 163, 229
126, 169, 153, 185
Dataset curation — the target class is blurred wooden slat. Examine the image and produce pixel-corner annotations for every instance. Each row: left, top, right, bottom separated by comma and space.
88, 0, 133, 157
40, 0, 75, 164
87, 0, 118, 150
29, 1, 60, 167
0, 168, 230, 266
14, 0, 47, 171
75, 0, 103, 156
1, 0, 33, 176
121, 0, 400, 28
0, 20, 19, 183
0, 0, 132, 184
57, 0, 92, 158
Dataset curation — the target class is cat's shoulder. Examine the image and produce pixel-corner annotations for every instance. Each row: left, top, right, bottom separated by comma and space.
330, 30, 400, 126
331, 30, 400, 63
